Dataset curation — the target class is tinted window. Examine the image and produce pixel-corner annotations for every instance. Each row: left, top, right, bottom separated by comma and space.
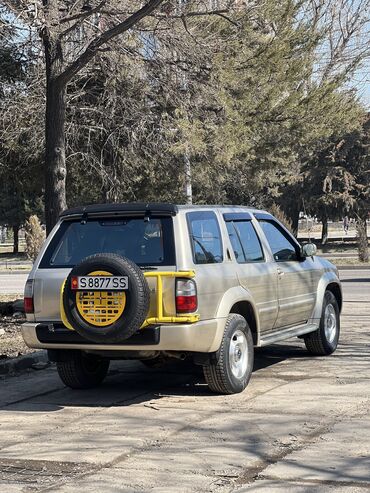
187, 211, 223, 264
227, 221, 264, 263
259, 221, 298, 261
226, 222, 244, 261
40, 217, 175, 268
234, 221, 264, 262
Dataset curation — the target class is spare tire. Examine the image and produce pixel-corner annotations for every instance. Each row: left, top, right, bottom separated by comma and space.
62, 254, 150, 344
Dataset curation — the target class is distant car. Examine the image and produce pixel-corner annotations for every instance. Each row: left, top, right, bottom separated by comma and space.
22, 203, 342, 394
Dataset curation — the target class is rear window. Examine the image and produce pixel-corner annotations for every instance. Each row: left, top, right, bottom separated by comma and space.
40, 217, 175, 268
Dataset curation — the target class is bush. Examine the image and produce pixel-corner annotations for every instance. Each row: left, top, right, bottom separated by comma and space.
24, 215, 45, 262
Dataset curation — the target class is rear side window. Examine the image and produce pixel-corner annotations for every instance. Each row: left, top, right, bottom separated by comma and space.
40, 217, 175, 268
187, 211, 223, 264
226, 221, 264, 263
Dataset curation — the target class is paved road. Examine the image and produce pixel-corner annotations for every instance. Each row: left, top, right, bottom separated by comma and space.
0, 272, 369, 491
0, 273, 28, 295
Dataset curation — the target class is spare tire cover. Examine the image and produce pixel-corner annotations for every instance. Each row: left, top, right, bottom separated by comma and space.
63, 253, 150, 343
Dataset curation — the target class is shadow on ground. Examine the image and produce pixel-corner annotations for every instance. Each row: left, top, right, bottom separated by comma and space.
1, 342, 310, 413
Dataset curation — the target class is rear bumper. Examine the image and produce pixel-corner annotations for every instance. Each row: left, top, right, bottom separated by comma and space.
21, 318, 226, 353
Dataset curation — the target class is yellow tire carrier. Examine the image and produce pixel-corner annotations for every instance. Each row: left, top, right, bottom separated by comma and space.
60, 270, 200, 331
141, 270, 200, 328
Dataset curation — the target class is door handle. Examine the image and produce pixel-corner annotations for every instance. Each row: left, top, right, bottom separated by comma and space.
277, 268, 284, 277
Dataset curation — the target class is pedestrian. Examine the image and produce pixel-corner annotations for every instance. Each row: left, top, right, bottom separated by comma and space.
343, 215, 349, 234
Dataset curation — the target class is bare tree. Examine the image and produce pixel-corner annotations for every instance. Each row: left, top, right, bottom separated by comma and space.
1, 0, 368, 234
3, 0, 166, 232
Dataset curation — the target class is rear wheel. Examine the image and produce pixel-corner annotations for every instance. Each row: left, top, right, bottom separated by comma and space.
56, 351, 110, 389
203, 314, 254, 394
304, 290, 340, 355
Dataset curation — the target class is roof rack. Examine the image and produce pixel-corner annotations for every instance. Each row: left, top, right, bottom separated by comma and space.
60, 203, 179, 219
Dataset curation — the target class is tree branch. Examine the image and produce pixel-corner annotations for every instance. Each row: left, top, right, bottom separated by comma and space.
151, 9, 231, 19
57, 0, 164, 86
60, 0, 107, 25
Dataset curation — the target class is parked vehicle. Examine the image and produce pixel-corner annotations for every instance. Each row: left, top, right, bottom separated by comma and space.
22, 203, 342, 394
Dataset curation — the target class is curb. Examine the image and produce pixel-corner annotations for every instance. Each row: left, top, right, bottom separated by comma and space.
337, 265, 370, 270
0, 270, 30, 275
0, 350, 49, 376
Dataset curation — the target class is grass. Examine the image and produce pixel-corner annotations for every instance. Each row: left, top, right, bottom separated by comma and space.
0, 265, 32, 271
0, 249, 32, 271
330, 257, 370, 267
0, 294, 23, 302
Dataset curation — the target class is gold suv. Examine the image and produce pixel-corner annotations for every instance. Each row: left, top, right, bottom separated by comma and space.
22, 203, 342, 394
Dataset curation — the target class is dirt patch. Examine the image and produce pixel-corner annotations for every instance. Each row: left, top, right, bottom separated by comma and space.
0, 294, 34, 359
0, 458, 93, 488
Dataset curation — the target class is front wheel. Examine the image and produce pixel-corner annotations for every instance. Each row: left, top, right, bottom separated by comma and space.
304, 290, 340, 356
203, 314, 254, 394
56, 351, 110, 389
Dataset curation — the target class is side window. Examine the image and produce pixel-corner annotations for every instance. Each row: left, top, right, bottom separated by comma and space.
187, 211, 223, 264
234, 221, 264, 262
226, 221, 264, 263
226, 222, 244, 261
259, 221, 298, 261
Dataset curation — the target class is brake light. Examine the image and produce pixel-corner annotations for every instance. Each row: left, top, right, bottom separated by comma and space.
176, 279, 197, 313
24, 279, 34, 314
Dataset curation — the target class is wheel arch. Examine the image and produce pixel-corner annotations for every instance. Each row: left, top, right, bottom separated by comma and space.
215, 286, 261, 348
312, 272, 342, 321
326, 282, 343, 312
229, 301, 258, 345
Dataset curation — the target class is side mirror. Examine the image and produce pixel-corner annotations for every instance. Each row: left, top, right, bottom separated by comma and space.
301, 243, 317, 258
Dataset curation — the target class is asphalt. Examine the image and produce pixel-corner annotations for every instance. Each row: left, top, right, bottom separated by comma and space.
0, 273, 28, 295
0, 271, 369, 492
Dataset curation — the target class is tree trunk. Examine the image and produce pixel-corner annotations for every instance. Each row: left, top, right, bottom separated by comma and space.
356, 216, 369, 262
284, 202, 300, 238
291, 210, 299, 238
321, 216, 328, 245
45, 78, 67, 234
43, 16, 68, 235
12, 224, 19, 254
184, 152, 192, 204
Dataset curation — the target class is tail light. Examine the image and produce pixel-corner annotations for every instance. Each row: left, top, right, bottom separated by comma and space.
176, 278, 197, 313
24, 279, 34, 314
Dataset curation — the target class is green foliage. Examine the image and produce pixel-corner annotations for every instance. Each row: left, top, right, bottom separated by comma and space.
0, 0, 368, 227
301, 114, 369, 219
0, 21, 44, 234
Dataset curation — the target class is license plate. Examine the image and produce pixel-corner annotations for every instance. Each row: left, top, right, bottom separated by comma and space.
71, 276, 129, 291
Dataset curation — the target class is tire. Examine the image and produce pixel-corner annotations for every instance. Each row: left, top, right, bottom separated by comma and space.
63, 254, 150, 344
203, 314, 254, 395
56, 351, 110, 389
304, 290, 340, 356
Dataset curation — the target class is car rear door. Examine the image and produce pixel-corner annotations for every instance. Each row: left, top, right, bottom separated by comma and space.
255, 214, 318, 329
223, 213, 279, 334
